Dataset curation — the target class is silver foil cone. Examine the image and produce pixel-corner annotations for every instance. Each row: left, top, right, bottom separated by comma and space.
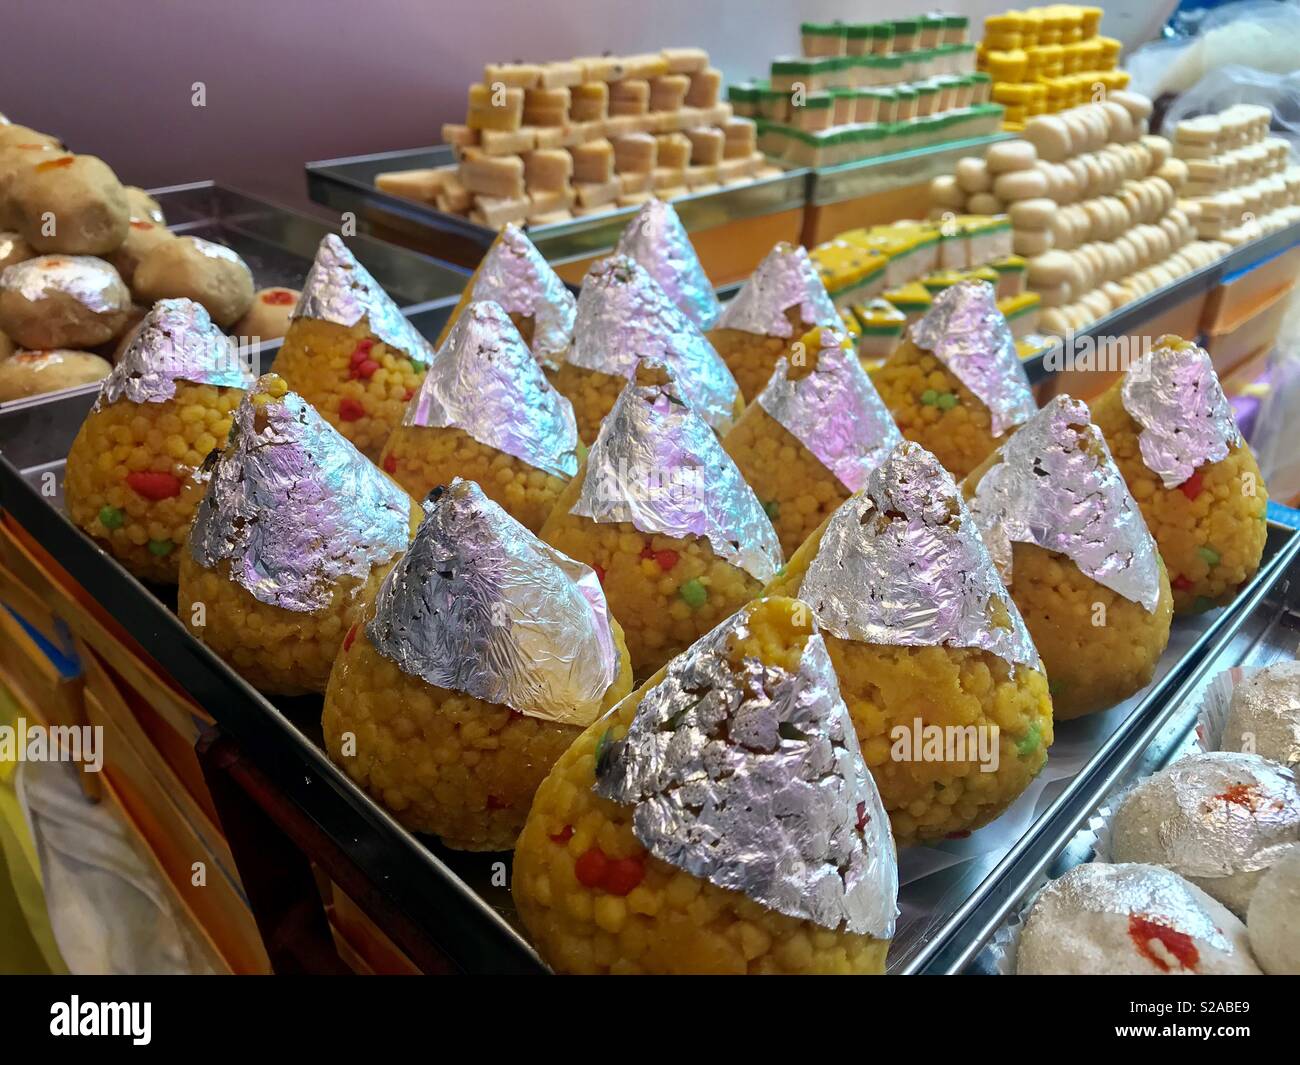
1114, 752, 1300, 879
96, 298, 253, 409
756, 327, 903, 493
366, 478, 617, 725
968, 395, 1163, 611
189, 377, 412, 613
909, 280, 1036, 437
1120, 339, 1243, 489
572, 364, 781, 582
293, 234, 435, 367
405, 300, 579, 479
614, 199, 722, 330
594, 600, 898, 937
2, 253, 128, 315
796, 441, 1041, 671
566, 255, 739, 432
715, 242, 839, 338
466, 223, 576, 370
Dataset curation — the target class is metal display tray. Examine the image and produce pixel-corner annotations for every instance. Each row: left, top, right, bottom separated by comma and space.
0, 181, 469, 417
2, 361, 1295, 971
923, 520, 1300, 974
305, 145, 809, 270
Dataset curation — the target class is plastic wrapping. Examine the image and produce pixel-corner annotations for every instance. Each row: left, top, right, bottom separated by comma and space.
1160, 65, 1300, 155
1249, 291, 1300, 506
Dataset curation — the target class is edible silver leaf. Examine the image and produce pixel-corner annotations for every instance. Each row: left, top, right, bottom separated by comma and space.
367, 478, 616, 725
595, 602, 898, 937
2, 253, 128, 315
405, 300, 578, 478
716, 242, 838, 338
614, 199, 722, 330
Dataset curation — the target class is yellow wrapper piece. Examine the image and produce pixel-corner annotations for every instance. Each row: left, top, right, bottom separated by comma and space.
65, 382, 245, 583
722, 402, 848, 558
177, 503, 421, 696
768, 519, 1054, 844
540, 470, 764, 679
322, 601, 631, 851
380, 424, 569, 533
512, 596, 891, 973
1090, 383, 1267, 614
271, 317, 426, 462
870, 338, 1001, 479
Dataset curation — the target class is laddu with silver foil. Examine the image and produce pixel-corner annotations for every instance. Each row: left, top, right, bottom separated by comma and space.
715, 242, 838, 338
909, 280, 1036, 437
96, 298, 253, 409
614, 199, 721, 330
294, 234, 434, 367
757, 328, 903, 493
465, 223, 575, 370
189, 380, 411, 613
797, 441, 1040, 671
573, 365, 781, 582
367, 478, 617, 726
2, 253, 127, 314
968, 395, 1162, 611
406, 300, 578, 479
1121, 339, 1243, 489
567, 255, 739, 432
595, 602, 898, 937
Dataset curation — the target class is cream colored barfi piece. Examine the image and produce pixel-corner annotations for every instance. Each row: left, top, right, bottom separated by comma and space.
685, 126, 725, 166
722, 117, 757, 158
529, 209, 574, 225
609, 79, 651, 116
576, 56, 629, 82
376, 167, 452, 202
480, 127, 538, 154
570, 138, 615, 183
466, 84, 525, 131
459, 147, 526, 198
538, 61, 584, 89
523, 148, 573, 191
624, 53, 670, 79
472, 194, 532, 227
524, 87, 571, 127
685, 164, 719, 188
435, 173, 473, 214
618, 192, 656, 208
574, 178, 622, 207
612, 132, 657, 173
484, 63, 542, 89
661, 47, 709, 74
442, 123, 479, 150
528, 187, 576, 216
649, 74, 690, 112
655, 132, 692, 168
619, 170, 652, 194
571, 82, 609, 122
685, 68, 723, 108
652, 166, 686, 190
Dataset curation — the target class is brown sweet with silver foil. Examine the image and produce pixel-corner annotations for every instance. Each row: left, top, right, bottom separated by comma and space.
968, 395, 1163, 611
1016, 862, 1261, 975
441, 222, 575, 370
709, 242, 840, 403
366, 478, 617, 725
96, 298, 253, 409
1120, 336, 1243, 489
0, 254, 132, 350
908, 280, 1036, 438
572, 362, 780, 583
756, 326, 903, 493
294, 233, 434, 367
404, 300, 578, 479
189, 375, 413, 614
595, 599, 898, 938
1110, 751, 1300, 918
798, 440, 1040, 671
614, 199, 722, 330
557, 255, 740, 434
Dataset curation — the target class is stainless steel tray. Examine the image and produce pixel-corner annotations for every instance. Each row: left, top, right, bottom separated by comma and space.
0, 181, 469, 417
920, 517, 1300, 973
306, 145, 809, 270
4, 356, 1295, 971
